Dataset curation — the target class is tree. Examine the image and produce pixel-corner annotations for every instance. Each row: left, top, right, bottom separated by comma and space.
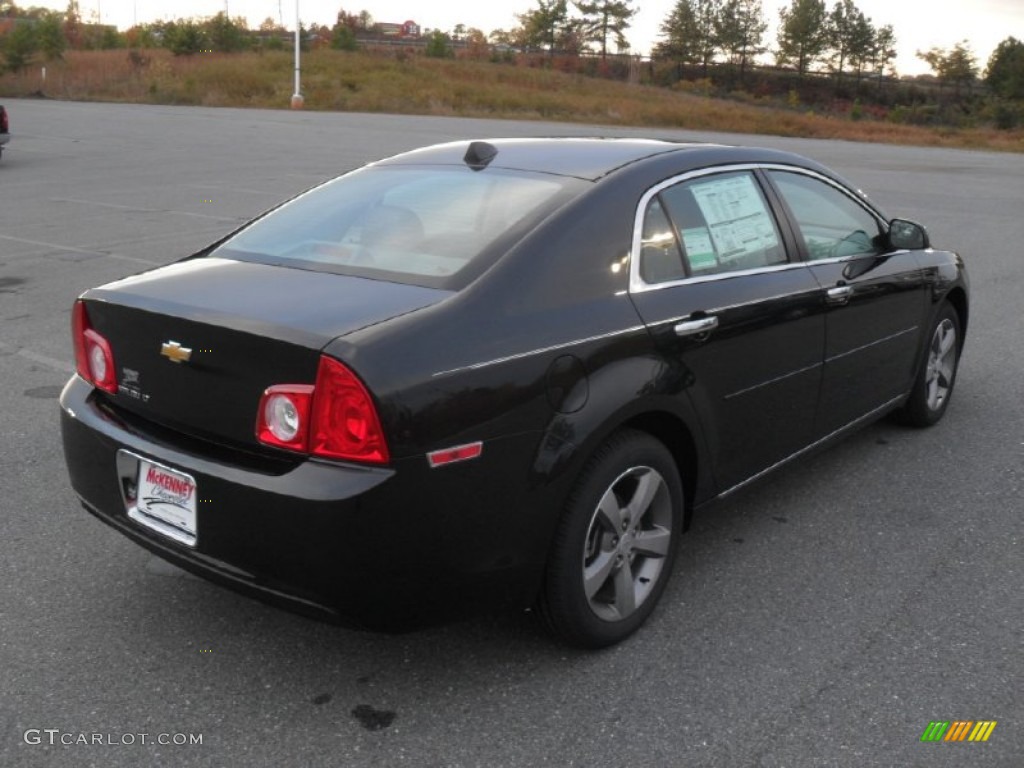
205, 13, 249, 53
2, 20, 36, 71
97, 26, 122, 49
986, 36, 1024, 101
424, 29, 453, 58
917, 41, 978, 97
36, 11, 67, 60
464, 27, 489, 57
517, 0, 570, 55
63, 0, 82, 48
826, 0, 872, 89
715, 0, 766, 80
125, 24, 159, 48
258, 16, 286, 50
775, 0, 827, 76
331, 23, 357, 50
845, 8, 875, 85
575, 0, 635, 59
870, 23, 896, 83
164, 20, 206, 56
656, 0, 721, 76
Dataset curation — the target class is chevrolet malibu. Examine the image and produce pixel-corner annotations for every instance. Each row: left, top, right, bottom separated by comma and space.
60, 138, 968, 647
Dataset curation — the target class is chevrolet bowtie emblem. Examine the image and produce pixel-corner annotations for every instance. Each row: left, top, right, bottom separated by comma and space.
160, 341, 193, 364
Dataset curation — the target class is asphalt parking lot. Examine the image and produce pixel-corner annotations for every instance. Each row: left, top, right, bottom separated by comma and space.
1, 99, 1021, 767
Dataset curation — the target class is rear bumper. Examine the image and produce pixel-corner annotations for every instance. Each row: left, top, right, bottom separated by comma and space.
60, 376, 549, 631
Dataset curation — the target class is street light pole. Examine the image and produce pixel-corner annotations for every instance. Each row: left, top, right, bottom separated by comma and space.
290, 0, 304, 108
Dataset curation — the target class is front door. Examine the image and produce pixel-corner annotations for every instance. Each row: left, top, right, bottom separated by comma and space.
764, 170, 928, 436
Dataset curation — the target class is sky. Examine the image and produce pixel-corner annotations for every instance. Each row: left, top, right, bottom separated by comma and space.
43, 1, 1024, 76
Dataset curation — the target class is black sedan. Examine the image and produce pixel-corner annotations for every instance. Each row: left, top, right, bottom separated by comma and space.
60, 138, 968, 647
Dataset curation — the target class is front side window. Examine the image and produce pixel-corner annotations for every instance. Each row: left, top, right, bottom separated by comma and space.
638, 171, 787, 283
768, 171, 884, 261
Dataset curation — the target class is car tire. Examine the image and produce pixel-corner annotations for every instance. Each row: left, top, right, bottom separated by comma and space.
897, 303, 962, 427
539, 430, 683, 648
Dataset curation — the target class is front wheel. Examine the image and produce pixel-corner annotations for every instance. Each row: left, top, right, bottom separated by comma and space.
539, 430, 683, 648
897, 303, 962, 427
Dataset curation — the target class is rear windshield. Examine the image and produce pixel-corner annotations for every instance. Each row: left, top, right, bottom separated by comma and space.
210, 165, 580, 289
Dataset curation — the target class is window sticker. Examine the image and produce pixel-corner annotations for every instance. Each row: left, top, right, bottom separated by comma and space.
690, 175, 779, 263
681, 228, 717, 271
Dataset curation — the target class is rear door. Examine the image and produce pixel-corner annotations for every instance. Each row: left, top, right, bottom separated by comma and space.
764, 169, 928, 436
628, 169, 825, 492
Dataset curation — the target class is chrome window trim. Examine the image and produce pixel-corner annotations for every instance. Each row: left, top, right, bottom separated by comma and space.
629, 163, 888, 294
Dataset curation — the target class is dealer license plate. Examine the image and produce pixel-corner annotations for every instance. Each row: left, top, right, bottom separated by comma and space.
127, 458, 198, 547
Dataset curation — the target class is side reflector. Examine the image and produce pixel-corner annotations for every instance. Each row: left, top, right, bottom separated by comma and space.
427, 442, 483, 468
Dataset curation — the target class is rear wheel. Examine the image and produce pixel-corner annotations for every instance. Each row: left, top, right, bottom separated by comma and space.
897, 303, 962, 427
540, 430, 683, 648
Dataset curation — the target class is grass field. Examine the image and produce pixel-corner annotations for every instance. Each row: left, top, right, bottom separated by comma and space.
2, 48, 1022, 152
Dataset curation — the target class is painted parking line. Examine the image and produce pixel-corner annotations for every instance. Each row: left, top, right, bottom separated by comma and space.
0, 338, 73, 374
51, 197, 242, 223
0, 234, 158, 265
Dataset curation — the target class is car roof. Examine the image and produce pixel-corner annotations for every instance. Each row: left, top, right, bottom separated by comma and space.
370, 137, 836, 185
372, 137, 719, 181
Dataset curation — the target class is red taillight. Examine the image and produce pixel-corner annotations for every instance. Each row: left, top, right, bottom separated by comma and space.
255, 385, 314, 451
72, 300, 117, 393
255, 356, 389, 464
0, 107, 8, 133
310, 356, 389, 464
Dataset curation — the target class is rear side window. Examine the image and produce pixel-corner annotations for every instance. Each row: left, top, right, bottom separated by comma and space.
639, 171, 786, 282
211, 166, 574, 289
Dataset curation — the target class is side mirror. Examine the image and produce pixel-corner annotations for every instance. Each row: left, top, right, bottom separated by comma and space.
888, 218, 930, 250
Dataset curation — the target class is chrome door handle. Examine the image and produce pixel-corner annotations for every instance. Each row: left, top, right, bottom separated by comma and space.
674, 316, 719, 337
826, 285, 854, 305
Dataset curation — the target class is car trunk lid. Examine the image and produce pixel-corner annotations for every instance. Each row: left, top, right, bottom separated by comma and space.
82, 258, 448, 451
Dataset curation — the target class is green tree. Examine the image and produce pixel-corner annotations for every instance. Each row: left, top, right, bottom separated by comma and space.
205, 13, 249, 53
36, 11, 67, 60
259, 17, 286, 50
656, 0, 721, 75
164, 19, 206, 56
425, 29, 453, 58
986, 36, 1024, 100
517, 0, 570, 55
97, 25, 122, 49
575, 0, 635, 58
775, 0, 827, 76
1, 20, 37, 71
918, 40, 978, 97
870, 23, 896, 83
845, 8, 875, 85
826, 0, 872, 89
715, 0, 766, 80
331, 23, 357, 50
